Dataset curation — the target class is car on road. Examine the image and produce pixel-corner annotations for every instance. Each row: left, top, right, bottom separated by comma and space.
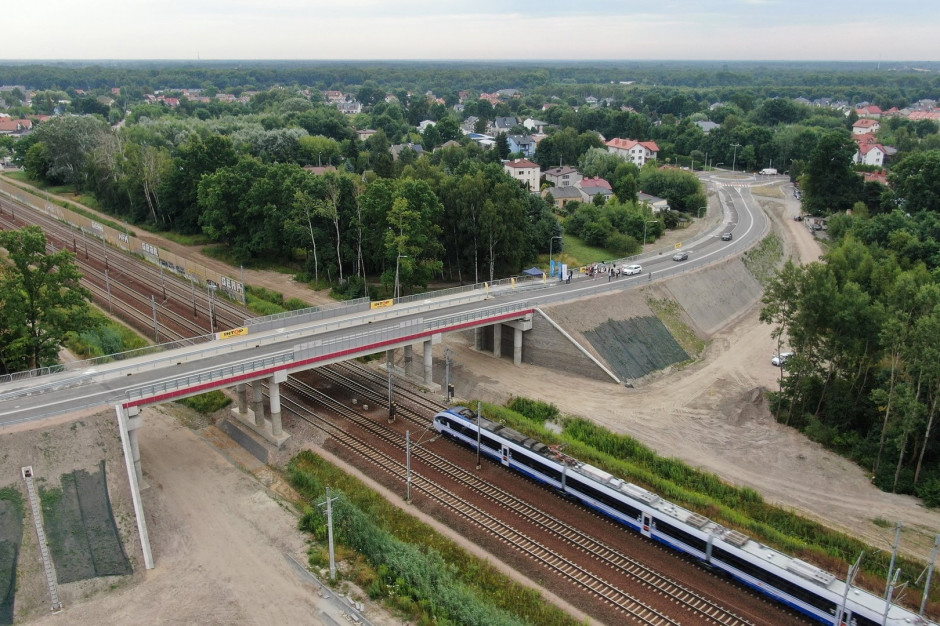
771, 352, 794, 367
672, 251, 688, 261
623, 264, 643, 275
721, 232, 733, 241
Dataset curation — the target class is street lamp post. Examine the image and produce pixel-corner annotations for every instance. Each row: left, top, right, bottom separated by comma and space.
643, 220, 658, 247
549, 235, 562, 277
731, 143, 742, 172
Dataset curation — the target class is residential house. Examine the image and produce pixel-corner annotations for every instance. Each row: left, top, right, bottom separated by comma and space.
356, 128, 377, 142
436, 139, 462, 151
856, 105, 883, 119
478, 92, 502, 106
417, 119, 436, 133
0, 118, 32, 135
695, 121, 720, 134
336, 101, 362, 115
461, 116, 480, 133
491, 116, 518, 134
324, 90, 345, 103
503, 158, 540, 191
575, 177, 613, 203
302, 165, 338, 176
584, 96, 598, 106
605, 138, 660, 167
523, 118, 549, 133
390, 143, 424, 160
854, 142, 887, 167
542, 185, 581, 210
637, 192, 670, 213
507, 135, 537, 158
542, 166, 582, 188
852, 118, 880, 134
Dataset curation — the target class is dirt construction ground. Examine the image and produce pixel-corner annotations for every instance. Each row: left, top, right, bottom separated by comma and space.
3, 177, 940, 624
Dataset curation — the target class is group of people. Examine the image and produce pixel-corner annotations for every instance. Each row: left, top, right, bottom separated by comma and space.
585, 263, 627, 281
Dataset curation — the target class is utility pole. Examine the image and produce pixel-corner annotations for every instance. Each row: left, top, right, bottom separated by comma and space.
476, 401, 482, 470
150, 295, 159, 343
836, 552, 863, 626
444, 346, 453, 402
317, 487, 339, 581
886, 522, 902, 598
406, 430, 412, 502
920, 534, 940, 617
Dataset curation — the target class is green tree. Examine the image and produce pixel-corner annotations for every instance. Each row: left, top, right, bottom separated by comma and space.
802, 131, 863, 216
0, 227, 92, 374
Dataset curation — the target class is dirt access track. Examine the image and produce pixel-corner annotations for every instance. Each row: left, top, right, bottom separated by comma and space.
3, 176, 940, 624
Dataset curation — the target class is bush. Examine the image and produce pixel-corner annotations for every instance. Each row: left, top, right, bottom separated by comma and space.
176, 390, 231, 414
507, 397, 560, 423
605, 231, 639, 256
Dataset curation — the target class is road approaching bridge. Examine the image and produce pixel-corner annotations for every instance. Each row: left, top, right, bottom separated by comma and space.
0, 183, 766, 432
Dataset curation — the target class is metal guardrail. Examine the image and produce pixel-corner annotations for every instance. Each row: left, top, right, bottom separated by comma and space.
125, 352, 294, 402
126, 301, 534, 405
243, 296, 370, 327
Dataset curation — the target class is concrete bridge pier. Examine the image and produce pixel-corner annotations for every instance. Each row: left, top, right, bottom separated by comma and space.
231, 376, 290, 447
504, 315, 533, 365
268, 370, 287, 437
115, 404, 154, 570
252, 381, 265, 426
235, 382, 248, 415
492, 324, 502, 358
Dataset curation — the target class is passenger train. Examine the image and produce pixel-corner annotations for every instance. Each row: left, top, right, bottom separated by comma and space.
433, 406, 936, 626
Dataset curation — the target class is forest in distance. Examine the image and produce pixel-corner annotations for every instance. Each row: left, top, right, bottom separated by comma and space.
2, 60, 940, 503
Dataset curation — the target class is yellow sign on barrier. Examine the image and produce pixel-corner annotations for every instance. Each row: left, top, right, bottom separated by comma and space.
511, 277, 516, 288
218, 327, 249, 340
371, 299, 394, 309
675, 242, 682, 249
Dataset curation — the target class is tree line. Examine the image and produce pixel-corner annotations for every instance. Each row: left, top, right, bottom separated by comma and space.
761, 149, 940, 504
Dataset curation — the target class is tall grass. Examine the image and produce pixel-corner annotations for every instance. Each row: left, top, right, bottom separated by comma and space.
287, 451, 578, 626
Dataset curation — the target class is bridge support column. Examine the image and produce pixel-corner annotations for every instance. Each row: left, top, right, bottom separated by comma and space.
423, 339, 434, 385
492, 324, 502, 358
504, 314, 533, 366
115, 404, 154, 570
126, 406, 144, 485
268, 371, 287, 436
235, 383, 248, 416
252, 381, 265, 427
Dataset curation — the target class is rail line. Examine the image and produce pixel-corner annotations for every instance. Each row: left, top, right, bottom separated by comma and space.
0, 195, 248, 339
281, 375, 754, 625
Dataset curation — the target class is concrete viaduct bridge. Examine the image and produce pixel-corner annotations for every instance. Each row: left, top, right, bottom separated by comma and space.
0, 181, 768, 570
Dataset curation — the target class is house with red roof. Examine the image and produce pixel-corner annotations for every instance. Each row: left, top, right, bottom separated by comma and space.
852, 118, 880, 134
503, 158, 540, 191
856, 105, 883, 119
605, 138, 660, 166
575, 177, 614, 203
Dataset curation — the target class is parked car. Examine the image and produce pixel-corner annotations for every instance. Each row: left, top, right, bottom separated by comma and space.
672, 251, 688, 261
623, 264, 643, 275
721, 232, 733, 241
771, 352, 794, 367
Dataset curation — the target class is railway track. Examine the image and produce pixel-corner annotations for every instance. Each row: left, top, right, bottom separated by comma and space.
281, 375, 754, 625
0, 194, 248, 342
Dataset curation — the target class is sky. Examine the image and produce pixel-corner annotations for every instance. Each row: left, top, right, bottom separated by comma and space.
7, 0, 939, 62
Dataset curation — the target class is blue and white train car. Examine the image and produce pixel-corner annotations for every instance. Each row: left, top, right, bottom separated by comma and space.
433, 406, 936, 626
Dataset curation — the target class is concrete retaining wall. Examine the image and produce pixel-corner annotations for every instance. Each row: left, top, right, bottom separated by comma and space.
469, 256, 764, 384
